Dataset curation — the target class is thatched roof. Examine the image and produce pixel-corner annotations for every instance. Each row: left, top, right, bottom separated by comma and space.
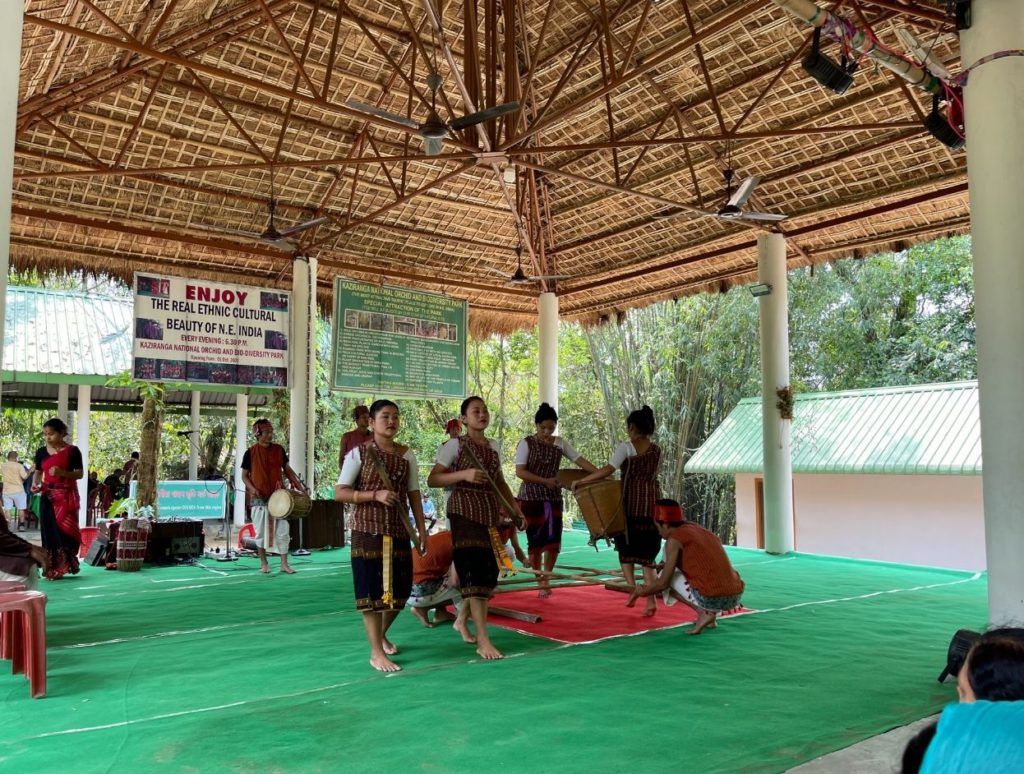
16, 1, 968, 334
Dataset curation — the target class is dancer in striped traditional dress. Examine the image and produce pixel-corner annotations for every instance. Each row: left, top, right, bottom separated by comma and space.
573, 406, 663, 616
336, 399, 427, 672
515, 402, 596, 596
428, 396, 524, 660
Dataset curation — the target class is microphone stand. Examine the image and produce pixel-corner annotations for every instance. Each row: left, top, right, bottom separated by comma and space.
177, 430, 243, 566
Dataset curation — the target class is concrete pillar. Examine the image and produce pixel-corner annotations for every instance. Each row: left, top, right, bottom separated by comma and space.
76, 385, 91, 527
234, 393, 248, 527
961, 1, 1024, 625
188, 391, 201, 480
305, 256, 318, 494
288, 257, 310, 485
57, 384, 70, 424
537, 292, 559, 412
0, 6, 25, 414
757, 234, 794, 555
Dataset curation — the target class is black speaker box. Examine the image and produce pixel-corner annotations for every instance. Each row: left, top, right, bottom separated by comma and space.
85, 536, 109, 566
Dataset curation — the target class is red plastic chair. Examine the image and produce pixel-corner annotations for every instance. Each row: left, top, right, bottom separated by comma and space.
0, 590, 47, 698
0, 581, 27, 660
237, 523, 256, 549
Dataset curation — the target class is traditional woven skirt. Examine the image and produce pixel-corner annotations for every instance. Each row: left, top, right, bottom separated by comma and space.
350, 530, 413, 612
520, 500, 563, 551
448, 513, 499, 599
613, 513, 662, 566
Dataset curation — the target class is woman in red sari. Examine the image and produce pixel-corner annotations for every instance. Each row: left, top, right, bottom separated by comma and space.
32, 417, 84, 579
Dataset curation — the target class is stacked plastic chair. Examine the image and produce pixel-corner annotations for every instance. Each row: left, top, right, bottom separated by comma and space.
0, 581, 48, 698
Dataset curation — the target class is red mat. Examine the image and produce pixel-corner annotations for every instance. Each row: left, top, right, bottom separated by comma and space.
483, 585, 751, 644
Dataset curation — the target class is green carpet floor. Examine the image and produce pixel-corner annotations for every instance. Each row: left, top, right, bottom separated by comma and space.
0, 530, 986, 773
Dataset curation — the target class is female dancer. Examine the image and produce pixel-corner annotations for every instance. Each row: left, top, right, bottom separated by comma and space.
31, 417, 83, 579
336, 399, 427, 672
515, 403, 596, 596
428, 396, 525, 660
573, 406, 662, 616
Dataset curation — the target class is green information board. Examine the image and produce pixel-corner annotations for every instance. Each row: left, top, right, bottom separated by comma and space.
331, 279, 467, 399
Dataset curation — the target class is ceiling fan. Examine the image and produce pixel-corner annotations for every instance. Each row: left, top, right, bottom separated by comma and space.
499, 244, 573, 286
347, 72, 520, 155
713, 168, 788, 222
255, 197, 329, 248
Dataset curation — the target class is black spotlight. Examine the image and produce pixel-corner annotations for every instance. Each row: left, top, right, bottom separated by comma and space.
802, 27, 858, 95
924, 94, 966, 151
938, 628, 982, 683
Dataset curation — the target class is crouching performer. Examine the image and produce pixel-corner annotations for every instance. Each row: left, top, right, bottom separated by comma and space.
336, 399, 427, 672
630, 499, 744, 635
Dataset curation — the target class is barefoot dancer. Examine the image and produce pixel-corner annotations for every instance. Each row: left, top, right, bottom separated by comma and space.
241, 419, 305, 575
514, 403, 596, 597
336, 400, 427, 672
573, 406, 663, 616
428, 396, 525, 660
629, 500, 744, 635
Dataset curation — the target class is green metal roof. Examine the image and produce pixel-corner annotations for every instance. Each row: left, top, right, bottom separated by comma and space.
687, 381, 981, 476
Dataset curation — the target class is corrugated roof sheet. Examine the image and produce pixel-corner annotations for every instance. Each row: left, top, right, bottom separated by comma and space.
687, 381, 981, 476
3, 286, 132, 377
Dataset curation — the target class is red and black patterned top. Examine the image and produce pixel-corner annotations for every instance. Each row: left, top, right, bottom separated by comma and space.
517, 435, 564, 503
350, 441, 410, 538
623, 444, 661, 521
448, 436, 501, 527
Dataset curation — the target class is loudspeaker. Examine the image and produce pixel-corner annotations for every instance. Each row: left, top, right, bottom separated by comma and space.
170, 535, 203, 557
85, 536, 109, 567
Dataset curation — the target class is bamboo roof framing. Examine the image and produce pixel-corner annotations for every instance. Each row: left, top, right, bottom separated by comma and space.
15, 0, 969, 332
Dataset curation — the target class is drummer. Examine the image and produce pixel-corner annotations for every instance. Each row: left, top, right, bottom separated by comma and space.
241, 418, 307, 575
572, 406, 662, 616
514, 403, 597, 597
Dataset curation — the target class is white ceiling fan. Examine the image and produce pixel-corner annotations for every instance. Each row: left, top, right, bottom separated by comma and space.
496, 244, 573, 286
654, 168, 787, 223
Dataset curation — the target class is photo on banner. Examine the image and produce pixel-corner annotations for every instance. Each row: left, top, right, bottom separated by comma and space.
330, 278, 467, 399
133, 273, 291, 388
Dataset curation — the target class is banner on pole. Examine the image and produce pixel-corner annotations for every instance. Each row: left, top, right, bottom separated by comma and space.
132, 273, 290, 387
330, 279, 467, 399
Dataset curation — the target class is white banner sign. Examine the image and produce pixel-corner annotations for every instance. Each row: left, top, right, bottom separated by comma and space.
132, 273, 290, 387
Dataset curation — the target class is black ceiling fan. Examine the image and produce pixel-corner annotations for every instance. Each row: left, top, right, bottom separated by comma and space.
347, 72, 519, 155
498, 244, 573, 286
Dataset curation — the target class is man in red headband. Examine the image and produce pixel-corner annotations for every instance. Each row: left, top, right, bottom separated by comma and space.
241, 419, 306, 574
629, 499, 744, 635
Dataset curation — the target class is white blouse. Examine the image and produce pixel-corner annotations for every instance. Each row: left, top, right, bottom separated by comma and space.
337, 446, 419, 492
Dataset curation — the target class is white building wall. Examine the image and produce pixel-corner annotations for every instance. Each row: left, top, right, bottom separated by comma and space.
734, 473, 985, 571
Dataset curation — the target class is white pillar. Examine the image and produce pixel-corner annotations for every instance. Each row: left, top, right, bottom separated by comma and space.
962, 1, 1024, 625
538, 292, 559, 412
305, 256, 318, 494
188, 390, 201, 480
75, 385, 91, 527
757, 234, 794, 555
0, 6, 25, 414
57, 383, 70, 424
234, 393, 248, 527
288, 257, 310, 485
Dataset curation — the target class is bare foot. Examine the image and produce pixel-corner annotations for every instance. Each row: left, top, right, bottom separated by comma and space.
476, 640, 504, 660
689, 610, 717, 635
643, 598, 657, 617
625, 588, 638, 607
280, 565, 296, 574
538, 588, 552, 598
382, 638, 399, 655
410, 607, 434, 628
454, 618, 477, 643
370, 654, 401, 672
260, 564, 271, 574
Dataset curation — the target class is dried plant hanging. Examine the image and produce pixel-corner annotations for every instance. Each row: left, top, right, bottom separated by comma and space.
776, 386, 795, 420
